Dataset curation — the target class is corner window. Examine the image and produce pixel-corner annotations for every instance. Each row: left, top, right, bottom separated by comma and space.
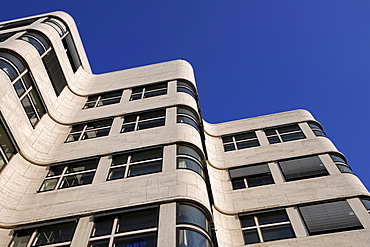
19, 31, 67, 96
308, 121, 326, 137
278, 155, 329, 182
83, 90, 123, 109
361, 198, 370, 213
0, 115, 18, 170
10, 220, 77, 246
121, 109, 165, 133
264, 124, 306, 144
239, 210, 295, 244
330, 153, 353, 174
222, 131, 260, 152
0, 51, 46, 127
107, 147, 163, 180
298, 200, 363, 235
177, 203, 213, 247
229, 163, 274, 190
66, 118, 113, 142
177, 79, 197, 99
177, 106, 201, 131
177, 144, 205, 178
39, 158, 99, 191
130, 81, 167, 100
89, 206, 159, 247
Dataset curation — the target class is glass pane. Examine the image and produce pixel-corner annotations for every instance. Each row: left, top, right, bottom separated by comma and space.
139, 110, 165, 120
13, 80, 25, 96
223, 144, 235, 151
337, 164, 353, 173
86, 119, 112, 129
236, 139, 259, 149
277, 124, 301, 134
177, 158, 204, 177
177, 145, 202, 163
177, 116, 199, 131
0, 58, 18, 80
107, 167, 126, 180
34, 222, 76, 245
123, 115, 137, 123
65, 133, 81, 143
137, 118, 165, 130
280, 132, 305, 142
330, 154, 347, 163
89, 239, 109, 247
178, 229, 211, 247
178, 204, 210, 233
21, 73, 32, 89
21, 96, 38, 126
131, 87, 144, 94
144, 89, 167, 98
221, 136, 233, 143
258, 210, 289, 225
100, 90, 123, 99
361, 199, 370, 210
130, 93, 142, 101
10, 230, 33, 247
121, 123, 136, 133
267, 136, 280, 144
247, 174, 274, 187
39, 178, 58, 191
92, 216, 115, 237
83, 102, 97, 109
118, 208, 158, 232
0, 155, 5, 170
71, 123, 86, 132
128, 160, 162, 177
231, 179, 246, 190
82, 128, 110, 139
98, 97, 121, 106
29, 87, 46, 117
264, 129, 276, 136
261, 224, 295, 242
146, 82, 167, 91
60, 172, 94, 188
0, 122, 16, 160
113, 154, 129, 165
177, 107, 198, 121
308, 122, 322, 130
20, 35, 45, 54
114, 232, 157, 247
131, 148, 162, 163
240, 215, 255, 227
234, 132, 256, 141
28, 32, 50, 49
0, 52, 25, 72
313, 130, 326, 137
66, 159, 98, 173
243, 229, 260, 244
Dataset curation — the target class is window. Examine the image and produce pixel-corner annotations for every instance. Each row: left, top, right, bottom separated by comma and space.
66, 118, 113, 142
177, 106, 201, 131
10, 220, 77, 246
177, 79, 197, 99
0, 17, 38, 31
121, 109, 165, 133
44, 17, 82, 72
130, 81, 167, 100
298, 200, 363, 235
83, 90, 123, 109
308, 121, 326, 137
20, 31, 67, 96
264, 124, 306, 144
177, 144, 205, 178
0, 51, 46, 127
89, 206, 159, 247
330, 153, 353, 174
39, 158, 99, 191
361, 198, 370, 213
278, 155, 329, 182
107, 147, 163, 180
229, 164, 274, 190
0, 32, 16, 42
239, 210, 295, 244
177, 203, 213, 247
221, 131, 260, 152
0, 115, 18, 170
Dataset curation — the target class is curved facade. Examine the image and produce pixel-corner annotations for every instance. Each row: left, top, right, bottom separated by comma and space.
0, 11, 369, 247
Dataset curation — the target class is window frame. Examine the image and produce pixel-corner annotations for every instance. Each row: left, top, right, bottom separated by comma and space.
177, 144, 205, 178
308, 121, 326, 137
177, 106, 201, 131
221, 131, 260, 152
361, 198, 370, 214
264, 123, 306, 144
330, 153, 353, 174
83, 89, 123, 109
65, 118, 113, 143
121, 108, 166, 133
130, 81, 168, 101
229, 163, 274, 190
0, 113, 19, 170
177, 79, 197, 99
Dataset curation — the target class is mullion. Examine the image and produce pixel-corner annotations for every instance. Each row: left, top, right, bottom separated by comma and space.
123, 155, 132, 178
94, 96, 102, 107
78, 125, 88, 141
56, 166, 69, 189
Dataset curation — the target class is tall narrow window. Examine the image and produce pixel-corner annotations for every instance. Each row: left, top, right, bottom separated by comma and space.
130, 81, 167, 100
222, 131, 260, 151
229, 163, 274, 190
20, 31, 67, 96
83, 90, 123, 109
121, 109, 165, 133
44, 17, 82, 72
308, 121, 326, 137
0, 114, 18, 170
177, 79, 197, 99
0, 51, 46, 127
330, 153, 353, 174
264, 124, 306, 144
177, 106, 201, 131
177, 144, 205, 178
66, 118, 113, 142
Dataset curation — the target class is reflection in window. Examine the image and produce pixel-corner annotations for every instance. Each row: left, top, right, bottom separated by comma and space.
66, 118, 113, 142
0, 115, 18, 170
308, 121, 326, 137
264, 124, 306, 144
178, 229, 212, 247
229, 163, 274, 190
121, 109, 165, 133
177, 79, 197, 99
177, 145, 205, 178
89, 206, 158, 247
178, 204, 211, 233
83, 90, 123, 109
130, 81, 167, 100
107, 147, 163, 180
330, 153, 353, 174
39, 158, 99, 191
240, 210, 295, 244
222, 131, 260, 151
0, 51, 46, 127
177, 106, 200, 131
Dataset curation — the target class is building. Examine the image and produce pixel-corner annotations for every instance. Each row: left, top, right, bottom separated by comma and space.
0, 11, 369, 247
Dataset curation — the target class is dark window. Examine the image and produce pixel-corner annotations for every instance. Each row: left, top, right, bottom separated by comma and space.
121, 109, 165, 133
130, 81, 167, 100
264, 124, 306, 144
330, 153, 353, 174
0, 114, 18, 170
177, 79, 197, 99
90, 206, 159, 247
278, 155, 329, 182
0, 32, 16, 42
361, 198, 370, 213
239, 210, 295, 244
299, 200, 363, 235
308, 121, 326, 137
107, 147, 163, 180
229, 164, 274, 189
39, 158, 99, 191
177, 106, 201, 131
178, 229, 212, 247
83, 90, 123, 109
0, 17, 38, 31
177, 204, 211, 234
10, 220, 77, 246
66, 118, 113, 142
0, 51, 46, 127
177, 145, 205, 178
222, 131, 260, 151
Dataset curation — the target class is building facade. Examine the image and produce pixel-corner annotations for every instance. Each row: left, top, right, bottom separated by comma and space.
0, 11, 369, 247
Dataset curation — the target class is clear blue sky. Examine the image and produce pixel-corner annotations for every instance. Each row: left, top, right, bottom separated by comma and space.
2, 1, 369, 189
